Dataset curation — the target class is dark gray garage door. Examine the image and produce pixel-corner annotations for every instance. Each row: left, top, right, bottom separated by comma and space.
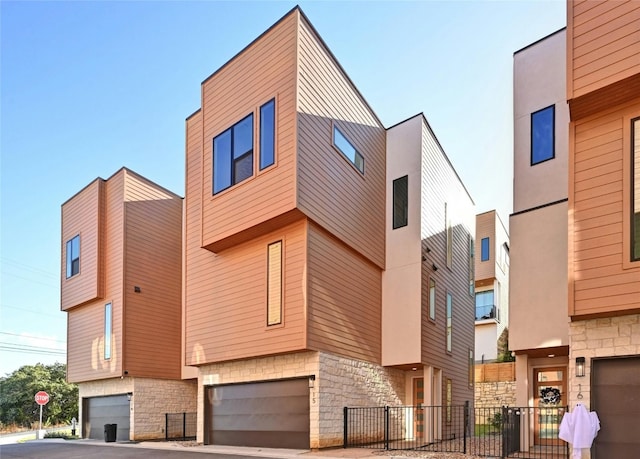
205, 378, 310, 448
592, 356, 640, 459
83, 395, 130, 441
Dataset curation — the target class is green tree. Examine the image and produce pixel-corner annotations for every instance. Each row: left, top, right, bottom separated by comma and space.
496, 328, 515, 362
0, 363, 78, 428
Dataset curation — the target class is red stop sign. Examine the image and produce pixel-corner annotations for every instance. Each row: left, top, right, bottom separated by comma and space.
35, 391, 49, 406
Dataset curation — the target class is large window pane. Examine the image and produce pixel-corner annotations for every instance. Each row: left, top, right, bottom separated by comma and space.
333, 126, 364, 174
393, 175, 408, 229
233, 115, 253, 159
66, 235, 80, 278
213, 130, 232, 193
531, 105, 555, 165
633, 118, 640, 260
475, 290, 495, 320
260, 100, 275, 170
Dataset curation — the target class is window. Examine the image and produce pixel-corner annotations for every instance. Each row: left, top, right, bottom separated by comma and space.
468, 349, 474, 388
393, 175, 408, 229
213, 113, 254, 194
429, 278, 436, 321
333, 126, 364, 174
531, 105, 555, 165
267, 241, 282, 326
633, 117, 640, 261
468, 235, 475, 296
66, 235, 80, 278
104, 303, 112, 360
446, 293, 452, 352
445, 204, 452, 268
260, 99, 275, 170
481, 237, 490, 261
446, 378, 452, 423
475, 290, 495, 320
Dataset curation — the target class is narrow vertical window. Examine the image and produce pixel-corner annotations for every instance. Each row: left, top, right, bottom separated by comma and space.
66, 235, 80, 278
445, 204, 452, 268
446, 378, 452, 423
267, 241, 282, 326
260, 99, 275, 170
632, 117, 640, 261
468, 235, 475, 296
104, 303, 112, 360
393, 175, 408, 229
531, 105, 555, 165
429, 278, 436, 321
446, 293, 452, 352
468, 349, 474, 388
481, 237, 490, 261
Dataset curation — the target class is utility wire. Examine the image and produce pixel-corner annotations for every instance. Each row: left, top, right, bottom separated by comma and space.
0, 332, 66, 344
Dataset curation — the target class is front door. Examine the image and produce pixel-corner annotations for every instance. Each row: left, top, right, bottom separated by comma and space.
413, 378, 424, 438
533, 367, 566, 445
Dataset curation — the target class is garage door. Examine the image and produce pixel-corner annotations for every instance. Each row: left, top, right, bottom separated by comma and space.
592, 356, 640, 459
205, 378, 310, 448
83, 395, 130, 441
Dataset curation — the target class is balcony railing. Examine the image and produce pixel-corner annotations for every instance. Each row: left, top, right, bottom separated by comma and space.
475, 305, 497, 321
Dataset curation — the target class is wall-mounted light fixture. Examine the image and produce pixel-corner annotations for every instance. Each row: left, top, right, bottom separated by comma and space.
421, 255, 427, 262
134, 286, 141, 293
126, 392, 133, 402
308, 374, 316, 389
432, 263, 438, 272
575, 357, 585, 377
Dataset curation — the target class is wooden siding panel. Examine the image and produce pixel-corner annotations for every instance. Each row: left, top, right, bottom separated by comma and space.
122, 172, 182, 379
475, 211, 496, 281
185, 216, 306, 366
200, 12, 298, 251
571, 102, 640, 317
297, 17, 386, 269
306, 222, 381, 363
570, 0, 640, 97
61, 180, 103, 310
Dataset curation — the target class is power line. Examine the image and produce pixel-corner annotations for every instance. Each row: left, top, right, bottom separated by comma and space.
0, 257, 59, 279
0, 343, 66, 356
0, 332, 66, 344
0, 271, 58, 289
0, 303, 64, 320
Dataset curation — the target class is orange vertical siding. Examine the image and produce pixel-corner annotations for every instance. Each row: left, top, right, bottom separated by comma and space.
306, 222, 381, 363
61, 179, 104, 310
296, 15, 386, 269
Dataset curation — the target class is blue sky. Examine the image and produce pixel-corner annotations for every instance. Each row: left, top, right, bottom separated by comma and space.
0, 0, 566, 376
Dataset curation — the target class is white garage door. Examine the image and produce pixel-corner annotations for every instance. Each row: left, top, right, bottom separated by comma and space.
84, 395, 130, 441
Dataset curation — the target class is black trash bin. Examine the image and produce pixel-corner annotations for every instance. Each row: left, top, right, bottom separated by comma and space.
104, 424, 117, 442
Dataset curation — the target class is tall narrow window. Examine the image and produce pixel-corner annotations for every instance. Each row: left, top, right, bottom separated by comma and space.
468, 349, 474, 388
429, 278, 436, 321
632, 117, 640, 261
104, 303, 112, 360
260, 99, 275, 170
531, 105, 555, 165
213, 113, 254, 194
446, 293, 452, 352
446, 378, 452, 423
468, 235, 475, 296
393, 175, 408, 229
445, 204, 452, 268
267, 241, 282, 326
66, 235, 80, 278
481, 237, 490, 261
333, 126, 364, 174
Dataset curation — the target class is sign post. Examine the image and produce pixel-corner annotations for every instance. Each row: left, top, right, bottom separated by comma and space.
34, 391, 49, 439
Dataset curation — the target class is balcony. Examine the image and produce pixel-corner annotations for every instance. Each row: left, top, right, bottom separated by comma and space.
475, 304, 498, 321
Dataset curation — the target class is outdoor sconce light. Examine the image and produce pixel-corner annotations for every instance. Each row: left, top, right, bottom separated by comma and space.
432, 263, 438, 272
134, 286, 141, 293
308, 375, 315, 389
575, 357, 585, 377
126, 392, 133, 402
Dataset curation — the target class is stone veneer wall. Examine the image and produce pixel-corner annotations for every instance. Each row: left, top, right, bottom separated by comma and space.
78, 377, 197, 441
197, 351, 405, 449
567, 314, 640, 459
474, 381, 516, 409
131, 378, 197, 440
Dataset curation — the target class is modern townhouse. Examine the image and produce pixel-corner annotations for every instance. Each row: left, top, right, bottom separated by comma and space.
474, 210, 509, 364
565, 1, 640, 457
62, 6, 477, 449
60, 168, 196, 441
183, 6, 475, 449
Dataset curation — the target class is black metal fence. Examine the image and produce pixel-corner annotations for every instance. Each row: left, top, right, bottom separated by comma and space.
344, 404, 569, 459
165, 412, 196, 441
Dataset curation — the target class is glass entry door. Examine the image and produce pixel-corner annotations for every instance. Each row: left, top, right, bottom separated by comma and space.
534, 367, 566, 445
